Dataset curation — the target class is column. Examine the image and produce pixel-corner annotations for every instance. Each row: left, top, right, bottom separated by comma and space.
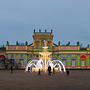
27, 54, 29, 63
23, 54, 26, 67
76, 55, 78, 67
77, 54, 80, 67
87, 53, 89, 68
26, 54, 28, 63
67, 55, 71, 66
58, 54, 60, 60
89, 53, 90, 65
15, 54, 18, 64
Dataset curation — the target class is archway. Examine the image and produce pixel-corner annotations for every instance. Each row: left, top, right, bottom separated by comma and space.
0, 55, 6, 61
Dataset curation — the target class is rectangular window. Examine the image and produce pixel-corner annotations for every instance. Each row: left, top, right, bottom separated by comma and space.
62, 60, 67, 66
81, 61, 85, 66
71, 61, 76, 66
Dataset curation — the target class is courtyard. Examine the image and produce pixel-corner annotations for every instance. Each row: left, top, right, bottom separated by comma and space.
0, 70, 90, 90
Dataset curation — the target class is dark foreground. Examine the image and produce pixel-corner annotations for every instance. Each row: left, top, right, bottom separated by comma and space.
0, 70, 90, 90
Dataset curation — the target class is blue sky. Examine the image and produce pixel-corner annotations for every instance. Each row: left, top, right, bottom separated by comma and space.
0, 0, 90, 47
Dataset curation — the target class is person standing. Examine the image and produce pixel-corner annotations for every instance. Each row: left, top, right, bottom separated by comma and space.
66, 70, 70, 76
48, 65, 51, 76
11, 65, 13, 73
38, 69, 41, 75
28, 67, 30, 72
53, 68, 55, 74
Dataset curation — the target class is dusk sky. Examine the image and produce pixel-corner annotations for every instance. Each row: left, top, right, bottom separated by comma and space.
0, 0, 90, 47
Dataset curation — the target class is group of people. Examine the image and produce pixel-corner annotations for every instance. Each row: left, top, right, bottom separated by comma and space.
38, 65, 70, 76
11, 65, 70, 76
27, 65, 70, 76
38, 65, 55, 76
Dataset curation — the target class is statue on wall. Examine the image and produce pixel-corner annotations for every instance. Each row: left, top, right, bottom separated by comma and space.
43, 40, 48, 47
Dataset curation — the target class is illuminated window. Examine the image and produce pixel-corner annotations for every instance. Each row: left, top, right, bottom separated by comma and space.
71, 60, 76, 66
62, 59, 67, 66
81, 61, 86, 66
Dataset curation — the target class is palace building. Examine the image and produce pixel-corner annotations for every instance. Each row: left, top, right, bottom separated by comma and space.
0, 30, 90, 69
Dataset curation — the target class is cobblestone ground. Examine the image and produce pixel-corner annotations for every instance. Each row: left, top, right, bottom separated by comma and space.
0, 70, 90, 90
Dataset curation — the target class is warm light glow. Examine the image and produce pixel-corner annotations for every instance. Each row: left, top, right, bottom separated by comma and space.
25, 40, 66, 73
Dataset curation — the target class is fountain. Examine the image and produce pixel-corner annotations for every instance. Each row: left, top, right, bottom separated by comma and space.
25, 40, 66, 72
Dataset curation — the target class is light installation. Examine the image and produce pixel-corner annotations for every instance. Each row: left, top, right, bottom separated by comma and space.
25, 40, 66, 72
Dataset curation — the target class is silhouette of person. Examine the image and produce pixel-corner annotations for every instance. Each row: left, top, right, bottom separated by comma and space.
28, 67, 30, 72
66, 70, 70, 76
38, 69, 41, 75
11, 65, 13, 73
53, 68, 55, 74
48, 65, 51, 76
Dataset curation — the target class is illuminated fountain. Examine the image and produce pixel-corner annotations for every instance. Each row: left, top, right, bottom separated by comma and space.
25, 40, 66, 72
